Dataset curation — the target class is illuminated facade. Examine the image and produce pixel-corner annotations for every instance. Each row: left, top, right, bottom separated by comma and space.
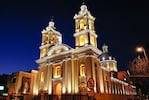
8, 4, 136, 100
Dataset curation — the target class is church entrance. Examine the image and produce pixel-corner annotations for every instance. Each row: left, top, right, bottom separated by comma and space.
54, 82, 62, 100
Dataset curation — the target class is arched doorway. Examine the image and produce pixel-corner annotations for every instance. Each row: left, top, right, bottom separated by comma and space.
55, 82, 62, 100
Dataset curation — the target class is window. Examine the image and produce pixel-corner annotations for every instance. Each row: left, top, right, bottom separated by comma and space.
80, 19, 84, 30
90, 36, 95, 46
89, 20, 93, 30
12, 77, 16, 83
79, 35, 85, 46
54, 66, 61, 78
57, 67, 61, 77
43, 34, 49, 44
40, 72, 44, 82
51, 34, 57, 44
80, 64, 86, 76
40, 48, 47, 58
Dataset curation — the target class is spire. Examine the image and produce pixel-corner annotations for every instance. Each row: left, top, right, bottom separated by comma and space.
48, 16, 55, 29
80, 3, 88, 15
74, 3, 95, 20
102, 44, 108, 53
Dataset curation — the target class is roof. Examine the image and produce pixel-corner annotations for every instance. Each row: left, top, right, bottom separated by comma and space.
99, 52, 115, 61
47, 44, 72, 56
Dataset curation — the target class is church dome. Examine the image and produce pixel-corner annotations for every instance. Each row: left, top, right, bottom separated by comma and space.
99, 52, 114, 61
99, 44, 115, 61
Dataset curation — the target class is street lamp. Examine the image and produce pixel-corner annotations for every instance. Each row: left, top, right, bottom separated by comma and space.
136, 46, 148, 61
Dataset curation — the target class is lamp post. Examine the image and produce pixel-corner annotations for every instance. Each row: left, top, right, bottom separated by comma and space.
136, 46, 149, 99
136, 46, 148, 61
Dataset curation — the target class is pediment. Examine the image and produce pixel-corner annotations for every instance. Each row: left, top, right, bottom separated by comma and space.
47, 44, 72, 56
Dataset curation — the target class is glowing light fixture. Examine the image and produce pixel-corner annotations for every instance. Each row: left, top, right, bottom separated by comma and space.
102, 57, 105, 60
136, 46, 148, 60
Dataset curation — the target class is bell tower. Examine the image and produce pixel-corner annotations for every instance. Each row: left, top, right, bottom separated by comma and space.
40, 19, 62, 58
73, 3, 98, 48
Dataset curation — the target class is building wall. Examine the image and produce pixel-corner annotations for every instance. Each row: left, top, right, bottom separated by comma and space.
9, 71, 38, 97
34, 53, 136, 100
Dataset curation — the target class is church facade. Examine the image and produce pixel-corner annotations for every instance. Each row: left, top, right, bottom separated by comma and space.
8, 4, 136, 100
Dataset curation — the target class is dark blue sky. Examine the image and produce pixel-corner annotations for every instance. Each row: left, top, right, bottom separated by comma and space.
0, 0, 148, 74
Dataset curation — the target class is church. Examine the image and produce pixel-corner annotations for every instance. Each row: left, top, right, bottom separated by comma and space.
8, 3, 136, 100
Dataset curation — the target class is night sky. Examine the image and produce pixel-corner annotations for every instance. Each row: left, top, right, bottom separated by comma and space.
0, 0, 148, 74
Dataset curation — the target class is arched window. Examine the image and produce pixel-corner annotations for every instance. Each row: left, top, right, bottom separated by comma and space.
51, 34, 57, 44
90, 36, 95, 46
88, 19, 94, 30
40, 72, 44, 82
40, 48, 47, 58
43, 34, 49, 44
80, 19, 84, 30
80, 64, 86, 76
88, 20, 92, 29
79, 35, 85, 46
